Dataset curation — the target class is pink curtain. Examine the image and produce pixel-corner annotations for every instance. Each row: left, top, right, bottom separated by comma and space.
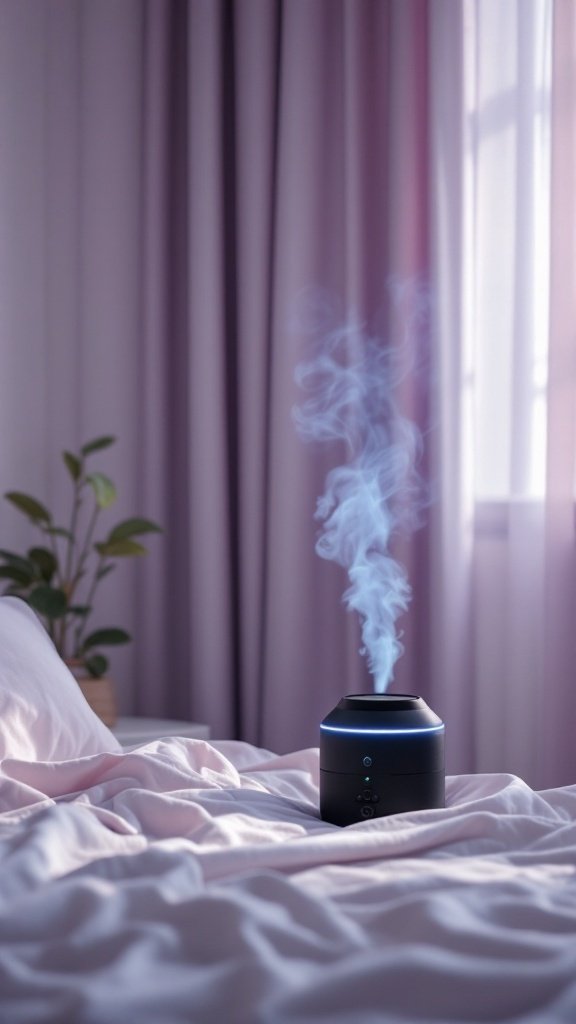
0, 0, 434, 755
540, 0, 576, 788
428, 0, 576, 789
1, 0, 574, 786
162, 0, 434, 753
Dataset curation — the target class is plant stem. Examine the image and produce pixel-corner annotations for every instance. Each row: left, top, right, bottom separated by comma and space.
42, 525, 63, 588
64, 485, 100, 661
38, 521, 65, 652
73, 553, 107, 655
69, 495, 104, 656
70, 500, 100, 598
56, 476, 83, 657
64, 477, 83, 586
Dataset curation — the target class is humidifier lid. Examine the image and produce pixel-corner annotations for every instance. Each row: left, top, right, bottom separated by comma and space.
339, 694, 423, 711
321, 693, 444, 734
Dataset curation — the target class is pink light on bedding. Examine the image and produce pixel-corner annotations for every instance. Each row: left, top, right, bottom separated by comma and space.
1, 736, 576, 1022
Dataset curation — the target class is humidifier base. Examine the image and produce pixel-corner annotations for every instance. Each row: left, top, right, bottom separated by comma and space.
320, 767, 444, 826
319, 694, 445, 827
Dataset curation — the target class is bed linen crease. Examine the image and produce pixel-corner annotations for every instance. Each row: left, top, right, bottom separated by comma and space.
1, 736, 576, 1023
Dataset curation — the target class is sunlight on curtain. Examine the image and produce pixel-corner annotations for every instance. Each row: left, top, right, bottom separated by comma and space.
430, 0, 573, 786
464, 0, 559, 786
463, 0, 552, 502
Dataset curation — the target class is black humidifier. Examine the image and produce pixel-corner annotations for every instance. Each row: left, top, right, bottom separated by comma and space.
320, 694, 445, 826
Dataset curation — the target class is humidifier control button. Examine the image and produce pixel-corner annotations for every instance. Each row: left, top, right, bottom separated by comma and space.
371, 794, 379, 803
362, 757, 373, 768
361, 806, 374, 818
356, 794, 364, 802
363, 789, 373, 801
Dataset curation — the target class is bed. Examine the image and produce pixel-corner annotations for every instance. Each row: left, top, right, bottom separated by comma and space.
1, 597, 575, 1023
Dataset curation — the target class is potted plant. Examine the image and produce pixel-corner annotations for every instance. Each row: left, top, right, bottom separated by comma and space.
0, 435, 162, 725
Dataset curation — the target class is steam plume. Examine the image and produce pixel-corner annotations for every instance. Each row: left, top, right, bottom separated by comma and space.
293, 294, 425, 691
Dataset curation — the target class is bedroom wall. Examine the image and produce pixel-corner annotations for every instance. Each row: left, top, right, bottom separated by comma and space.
0, 0, 161, 712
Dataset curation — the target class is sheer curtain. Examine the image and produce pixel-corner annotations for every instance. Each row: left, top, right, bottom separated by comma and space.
541, 0, 576, 789
430, 0, 576, 787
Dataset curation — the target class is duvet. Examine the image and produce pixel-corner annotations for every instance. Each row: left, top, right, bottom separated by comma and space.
1, 736, 576, 1023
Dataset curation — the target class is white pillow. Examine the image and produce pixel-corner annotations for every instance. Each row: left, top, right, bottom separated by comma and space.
0, 596, 121, 761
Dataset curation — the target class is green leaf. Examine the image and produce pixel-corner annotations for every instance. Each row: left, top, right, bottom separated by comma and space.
81, 435, 116, 456
28, 547, 58, 582
45, 525, 74, 540
84, 653, 109, 678
67, 604, 92, 617
0, 550, 36, 575
27, 585, 67, 619
107, 517, 163, 543
96, 564, 116, 580
62, 451, 82, 481
95, 539, 147, 558
0, 565, 33, 586
4, 492, 51, 523
86, 472, 117, 509
82, 627, 131, 650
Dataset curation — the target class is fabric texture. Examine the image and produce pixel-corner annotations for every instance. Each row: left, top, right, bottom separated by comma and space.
0, 597, 121, 761
1, 737, 576, 1021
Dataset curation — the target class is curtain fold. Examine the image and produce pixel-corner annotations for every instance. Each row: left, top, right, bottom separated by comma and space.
540, 0, 576, 788
428, 0, 476, 775
163, 0, 434, 750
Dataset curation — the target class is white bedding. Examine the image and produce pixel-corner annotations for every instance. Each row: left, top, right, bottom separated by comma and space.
1, 738, 576, 1023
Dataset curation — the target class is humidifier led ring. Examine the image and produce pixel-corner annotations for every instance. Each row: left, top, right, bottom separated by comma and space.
319, 694, 445, 826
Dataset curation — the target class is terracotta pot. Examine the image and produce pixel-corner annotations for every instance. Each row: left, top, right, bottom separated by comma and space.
66, 660, 118, 727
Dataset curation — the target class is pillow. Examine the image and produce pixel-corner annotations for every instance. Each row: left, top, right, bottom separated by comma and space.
0, 596, 122, 761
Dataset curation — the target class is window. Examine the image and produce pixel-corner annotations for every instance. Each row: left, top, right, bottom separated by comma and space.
463, 0, 552, 501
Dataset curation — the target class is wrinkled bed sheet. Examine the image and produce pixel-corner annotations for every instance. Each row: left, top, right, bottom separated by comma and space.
1, 738, 576, 1023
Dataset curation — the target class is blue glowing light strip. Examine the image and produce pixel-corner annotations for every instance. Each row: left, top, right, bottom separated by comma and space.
320, 724, 445, 736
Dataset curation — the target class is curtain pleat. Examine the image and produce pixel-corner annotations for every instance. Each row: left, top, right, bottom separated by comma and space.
539, 0, 576, 788
157, 0, 434, 750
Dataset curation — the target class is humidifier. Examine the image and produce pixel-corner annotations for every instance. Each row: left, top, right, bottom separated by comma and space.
319, 694, 445, 826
